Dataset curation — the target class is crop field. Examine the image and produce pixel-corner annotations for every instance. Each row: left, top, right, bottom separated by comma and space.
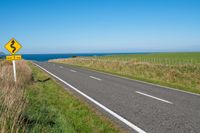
50, 52, 200, 94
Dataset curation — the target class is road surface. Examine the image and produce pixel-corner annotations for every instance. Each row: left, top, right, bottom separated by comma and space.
33, 61, 200, 133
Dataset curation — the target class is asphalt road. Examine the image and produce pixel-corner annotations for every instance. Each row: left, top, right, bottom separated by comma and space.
33, 61, 200, 133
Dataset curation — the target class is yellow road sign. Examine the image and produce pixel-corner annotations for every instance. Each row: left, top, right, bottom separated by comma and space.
4, 38, 22, 55
6, 55, 22, 61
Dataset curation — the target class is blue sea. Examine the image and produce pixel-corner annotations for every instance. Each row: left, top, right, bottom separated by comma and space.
22, 53, 129, 61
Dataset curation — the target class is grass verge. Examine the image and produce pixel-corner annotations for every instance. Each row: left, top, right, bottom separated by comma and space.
0, 60, 32, 132
22, 62, 123, 133
49, 52, 200, 94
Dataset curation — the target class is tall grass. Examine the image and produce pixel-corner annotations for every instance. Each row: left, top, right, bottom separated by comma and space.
0, 60, 32, 132
1, 60, 122, 133
50, 53, 200, 94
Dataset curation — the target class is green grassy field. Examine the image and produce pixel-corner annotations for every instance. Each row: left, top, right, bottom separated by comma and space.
50, 52, 200, 94
94, 52, 200, 65
22, 63, 123, 133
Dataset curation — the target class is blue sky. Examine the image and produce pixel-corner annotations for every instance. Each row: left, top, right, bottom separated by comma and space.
0, 0, 200, 54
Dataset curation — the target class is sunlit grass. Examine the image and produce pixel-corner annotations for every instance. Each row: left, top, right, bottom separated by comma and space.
50, 52, 200, 94
22, 63, 123, 133
0, 60, 32, 132
0, 60, 123, 133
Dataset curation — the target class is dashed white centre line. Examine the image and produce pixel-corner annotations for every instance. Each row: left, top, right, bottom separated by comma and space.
89, 76, 102, 81
59, 66, 63, 68
136, 91, 173, 104
70, 70, 77, 72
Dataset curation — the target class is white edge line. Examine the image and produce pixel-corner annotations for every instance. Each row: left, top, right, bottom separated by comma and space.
89, 76, 102, 81
77, 67, 200, 97
70, 70, 77, 72
136, 91, 173, 104
32, 62, 146, 133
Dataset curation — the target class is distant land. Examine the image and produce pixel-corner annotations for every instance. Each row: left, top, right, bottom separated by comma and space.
0, 52, 5, 58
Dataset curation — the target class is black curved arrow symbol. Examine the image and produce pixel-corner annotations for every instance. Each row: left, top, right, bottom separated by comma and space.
10, 40, 16, 54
